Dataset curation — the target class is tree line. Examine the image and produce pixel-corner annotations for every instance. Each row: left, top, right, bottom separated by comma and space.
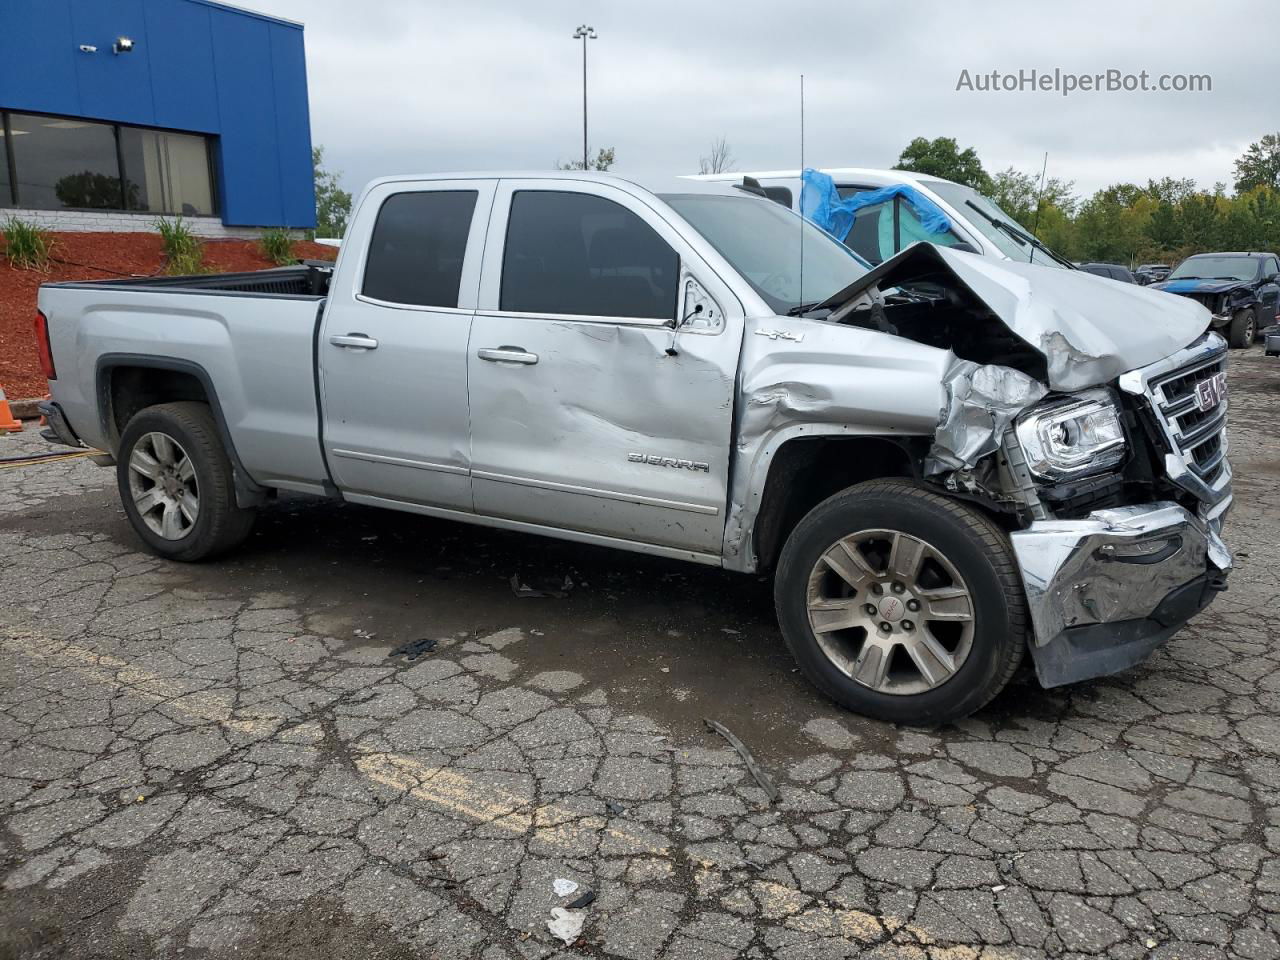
894, 134, 1280, 267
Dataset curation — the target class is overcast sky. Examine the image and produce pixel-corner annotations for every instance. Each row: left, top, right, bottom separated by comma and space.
256, 0, 1268, 202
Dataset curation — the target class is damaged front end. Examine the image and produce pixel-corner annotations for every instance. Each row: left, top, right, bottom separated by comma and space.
817, 243, 1232, 687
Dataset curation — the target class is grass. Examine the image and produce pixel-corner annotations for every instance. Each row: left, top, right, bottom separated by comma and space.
155, 217, 205, 275
259, 228, 297, 265
1, 216, 54, 271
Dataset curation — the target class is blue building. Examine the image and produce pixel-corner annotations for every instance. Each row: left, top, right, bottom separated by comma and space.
0, 0, 315, 232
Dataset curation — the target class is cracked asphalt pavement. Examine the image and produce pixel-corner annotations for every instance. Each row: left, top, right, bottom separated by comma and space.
2, 349, 1279, 960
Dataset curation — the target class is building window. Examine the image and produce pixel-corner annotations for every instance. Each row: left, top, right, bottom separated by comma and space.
119, 128, 215, 217
0, 110, 217, 216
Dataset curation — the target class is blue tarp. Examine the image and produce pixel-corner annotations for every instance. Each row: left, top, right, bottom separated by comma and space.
799, 168, 953, 243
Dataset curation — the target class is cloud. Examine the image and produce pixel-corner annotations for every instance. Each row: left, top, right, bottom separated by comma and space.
257, 0, 1269, 201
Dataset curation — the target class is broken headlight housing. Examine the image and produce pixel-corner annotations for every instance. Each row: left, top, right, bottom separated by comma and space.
1015, 389, 1126, 481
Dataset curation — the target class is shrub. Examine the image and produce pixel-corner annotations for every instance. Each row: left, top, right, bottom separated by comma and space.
1, 216, 54, 271
155, 216, 204, 275
259, 228, 297, 265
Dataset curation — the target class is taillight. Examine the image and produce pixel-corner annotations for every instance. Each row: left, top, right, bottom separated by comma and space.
34, 310, 56, 381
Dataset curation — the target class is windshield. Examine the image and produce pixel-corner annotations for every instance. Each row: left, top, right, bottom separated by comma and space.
1167, 256, 1258, 282
920, 179, 1067, 269
660, 193, 869, 313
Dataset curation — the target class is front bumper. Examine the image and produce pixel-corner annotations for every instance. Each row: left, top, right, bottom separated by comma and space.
1009, 502, 1230, 687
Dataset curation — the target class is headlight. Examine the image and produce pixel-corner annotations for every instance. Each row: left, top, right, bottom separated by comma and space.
1015, 390, 1126, 481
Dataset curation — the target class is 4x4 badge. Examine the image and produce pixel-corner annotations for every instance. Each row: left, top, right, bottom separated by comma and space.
754, 328, 804, 342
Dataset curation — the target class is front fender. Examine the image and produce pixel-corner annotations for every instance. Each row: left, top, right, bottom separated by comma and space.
722, 317, 952, 571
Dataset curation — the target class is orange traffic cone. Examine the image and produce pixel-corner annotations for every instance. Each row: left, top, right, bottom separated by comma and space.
0, 384, 23, 432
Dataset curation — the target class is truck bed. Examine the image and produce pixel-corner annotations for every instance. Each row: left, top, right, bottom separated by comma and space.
46, 261, 334, 298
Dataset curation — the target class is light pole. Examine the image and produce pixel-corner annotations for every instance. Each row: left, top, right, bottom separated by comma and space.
572, 24, 597, 169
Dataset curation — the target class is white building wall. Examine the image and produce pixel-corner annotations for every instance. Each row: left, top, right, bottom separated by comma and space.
0, 208, 281, 239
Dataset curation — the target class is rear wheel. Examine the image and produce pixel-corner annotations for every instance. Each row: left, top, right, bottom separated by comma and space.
774, 480, 1026, 725
116, 402, 255, 561
1228, 308, 1256, 349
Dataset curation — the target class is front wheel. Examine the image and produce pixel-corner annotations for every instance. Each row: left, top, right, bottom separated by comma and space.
774, 479, 1027, 725
116, 402, 256, 562
1228, 308, 1256, 349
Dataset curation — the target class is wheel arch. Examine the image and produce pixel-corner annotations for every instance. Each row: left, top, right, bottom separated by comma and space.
747, 433, 926, 574
96, 354, 267, 507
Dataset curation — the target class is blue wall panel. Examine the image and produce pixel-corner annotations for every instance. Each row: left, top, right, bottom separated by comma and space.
0, 0, 315, 227
143, 0, 220, 133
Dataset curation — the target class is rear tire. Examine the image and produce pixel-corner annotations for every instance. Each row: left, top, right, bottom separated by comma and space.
1228, 308, 1256, 349
774, 479, 1026, 725
116, 402, 256, 561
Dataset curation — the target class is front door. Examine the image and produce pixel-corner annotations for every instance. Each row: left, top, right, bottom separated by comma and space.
320, 179, 495, 509
466, 180, 741, 555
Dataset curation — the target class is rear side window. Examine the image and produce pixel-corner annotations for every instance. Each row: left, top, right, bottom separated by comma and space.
500, 191, 678, 319
362, 190, 477, 307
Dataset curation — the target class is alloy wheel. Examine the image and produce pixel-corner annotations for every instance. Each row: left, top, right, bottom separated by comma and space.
805, 529, 975, 696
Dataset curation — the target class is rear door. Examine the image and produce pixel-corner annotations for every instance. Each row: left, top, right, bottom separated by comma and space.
466, 179, 741, 555
319, 179, 495, 509
1259, 256, 1280, 324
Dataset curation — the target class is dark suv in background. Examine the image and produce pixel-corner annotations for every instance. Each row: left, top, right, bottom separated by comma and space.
1151, 252, 1280, 347
1078, 262, 1138, 283
1134, 263, 1172, 285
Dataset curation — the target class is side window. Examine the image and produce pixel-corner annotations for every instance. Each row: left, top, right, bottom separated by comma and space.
836, 187, 893, 264
501, 191, 679, 319
1266, 257, 1280, 278
362, 190, 478, 307
897, 199, 963, 250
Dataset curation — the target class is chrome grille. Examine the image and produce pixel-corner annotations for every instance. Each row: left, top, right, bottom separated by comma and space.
1149, 352, 1228, 485
1118, 332, 1231, 518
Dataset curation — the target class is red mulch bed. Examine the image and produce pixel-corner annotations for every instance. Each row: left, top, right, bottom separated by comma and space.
1, 232, 337, 401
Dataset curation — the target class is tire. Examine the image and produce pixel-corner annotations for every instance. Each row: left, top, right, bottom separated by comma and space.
116, 402, 256, 561
774, 479, 1027, 725
1227, 308, 1256, 349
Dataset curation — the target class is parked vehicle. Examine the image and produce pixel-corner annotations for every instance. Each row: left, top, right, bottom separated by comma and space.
1078, 262, 1138, 283
689, 167, 1075, 270
1265, 324, 1280, 357
1135, 263, 1171, 285
1150, 252, 1280, 348
36, 172, 1232, 724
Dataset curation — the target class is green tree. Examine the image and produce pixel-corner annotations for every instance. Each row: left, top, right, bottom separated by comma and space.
312, 146, 352, 239
893, 137, 990, 191
989, 167, 1077, 227
1233, 133, 1280, 193
558, 147, 616, 171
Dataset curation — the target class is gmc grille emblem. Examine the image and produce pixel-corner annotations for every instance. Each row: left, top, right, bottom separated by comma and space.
1194, 372, 1227, 413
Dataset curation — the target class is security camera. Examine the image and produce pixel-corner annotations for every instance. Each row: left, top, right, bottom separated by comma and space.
113, 37, 134, 54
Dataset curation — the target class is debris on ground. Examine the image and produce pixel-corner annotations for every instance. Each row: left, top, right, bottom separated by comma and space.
389, 638, 438, 661
552, 878, 579, 897
510, 573, 575, 599
352, 628, 377, 639
704, 718, 781, 804
605, 802, 626, 816
547, 906, 587, 945
566, 889, 596, 909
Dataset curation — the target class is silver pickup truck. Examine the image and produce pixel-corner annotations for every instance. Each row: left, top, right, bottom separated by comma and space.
36, 172, 1232, 724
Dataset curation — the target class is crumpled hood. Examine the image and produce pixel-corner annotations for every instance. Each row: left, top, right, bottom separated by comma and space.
1151, 278, 1248, 296
821, 244, 1211, 392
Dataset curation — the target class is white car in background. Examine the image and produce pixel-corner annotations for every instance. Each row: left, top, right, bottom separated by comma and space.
689, 167, 1074, 270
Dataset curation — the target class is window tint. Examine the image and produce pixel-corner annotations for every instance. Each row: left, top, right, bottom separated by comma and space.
362, 191, 477, 308
8, 113, 122, 209
501, 191, 678, 319
119, 128, 215, 216
898, 200, 963, 251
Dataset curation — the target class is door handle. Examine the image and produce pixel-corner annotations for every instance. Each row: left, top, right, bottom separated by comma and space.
477, 347, 538, 365
330, 333, 379, 350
